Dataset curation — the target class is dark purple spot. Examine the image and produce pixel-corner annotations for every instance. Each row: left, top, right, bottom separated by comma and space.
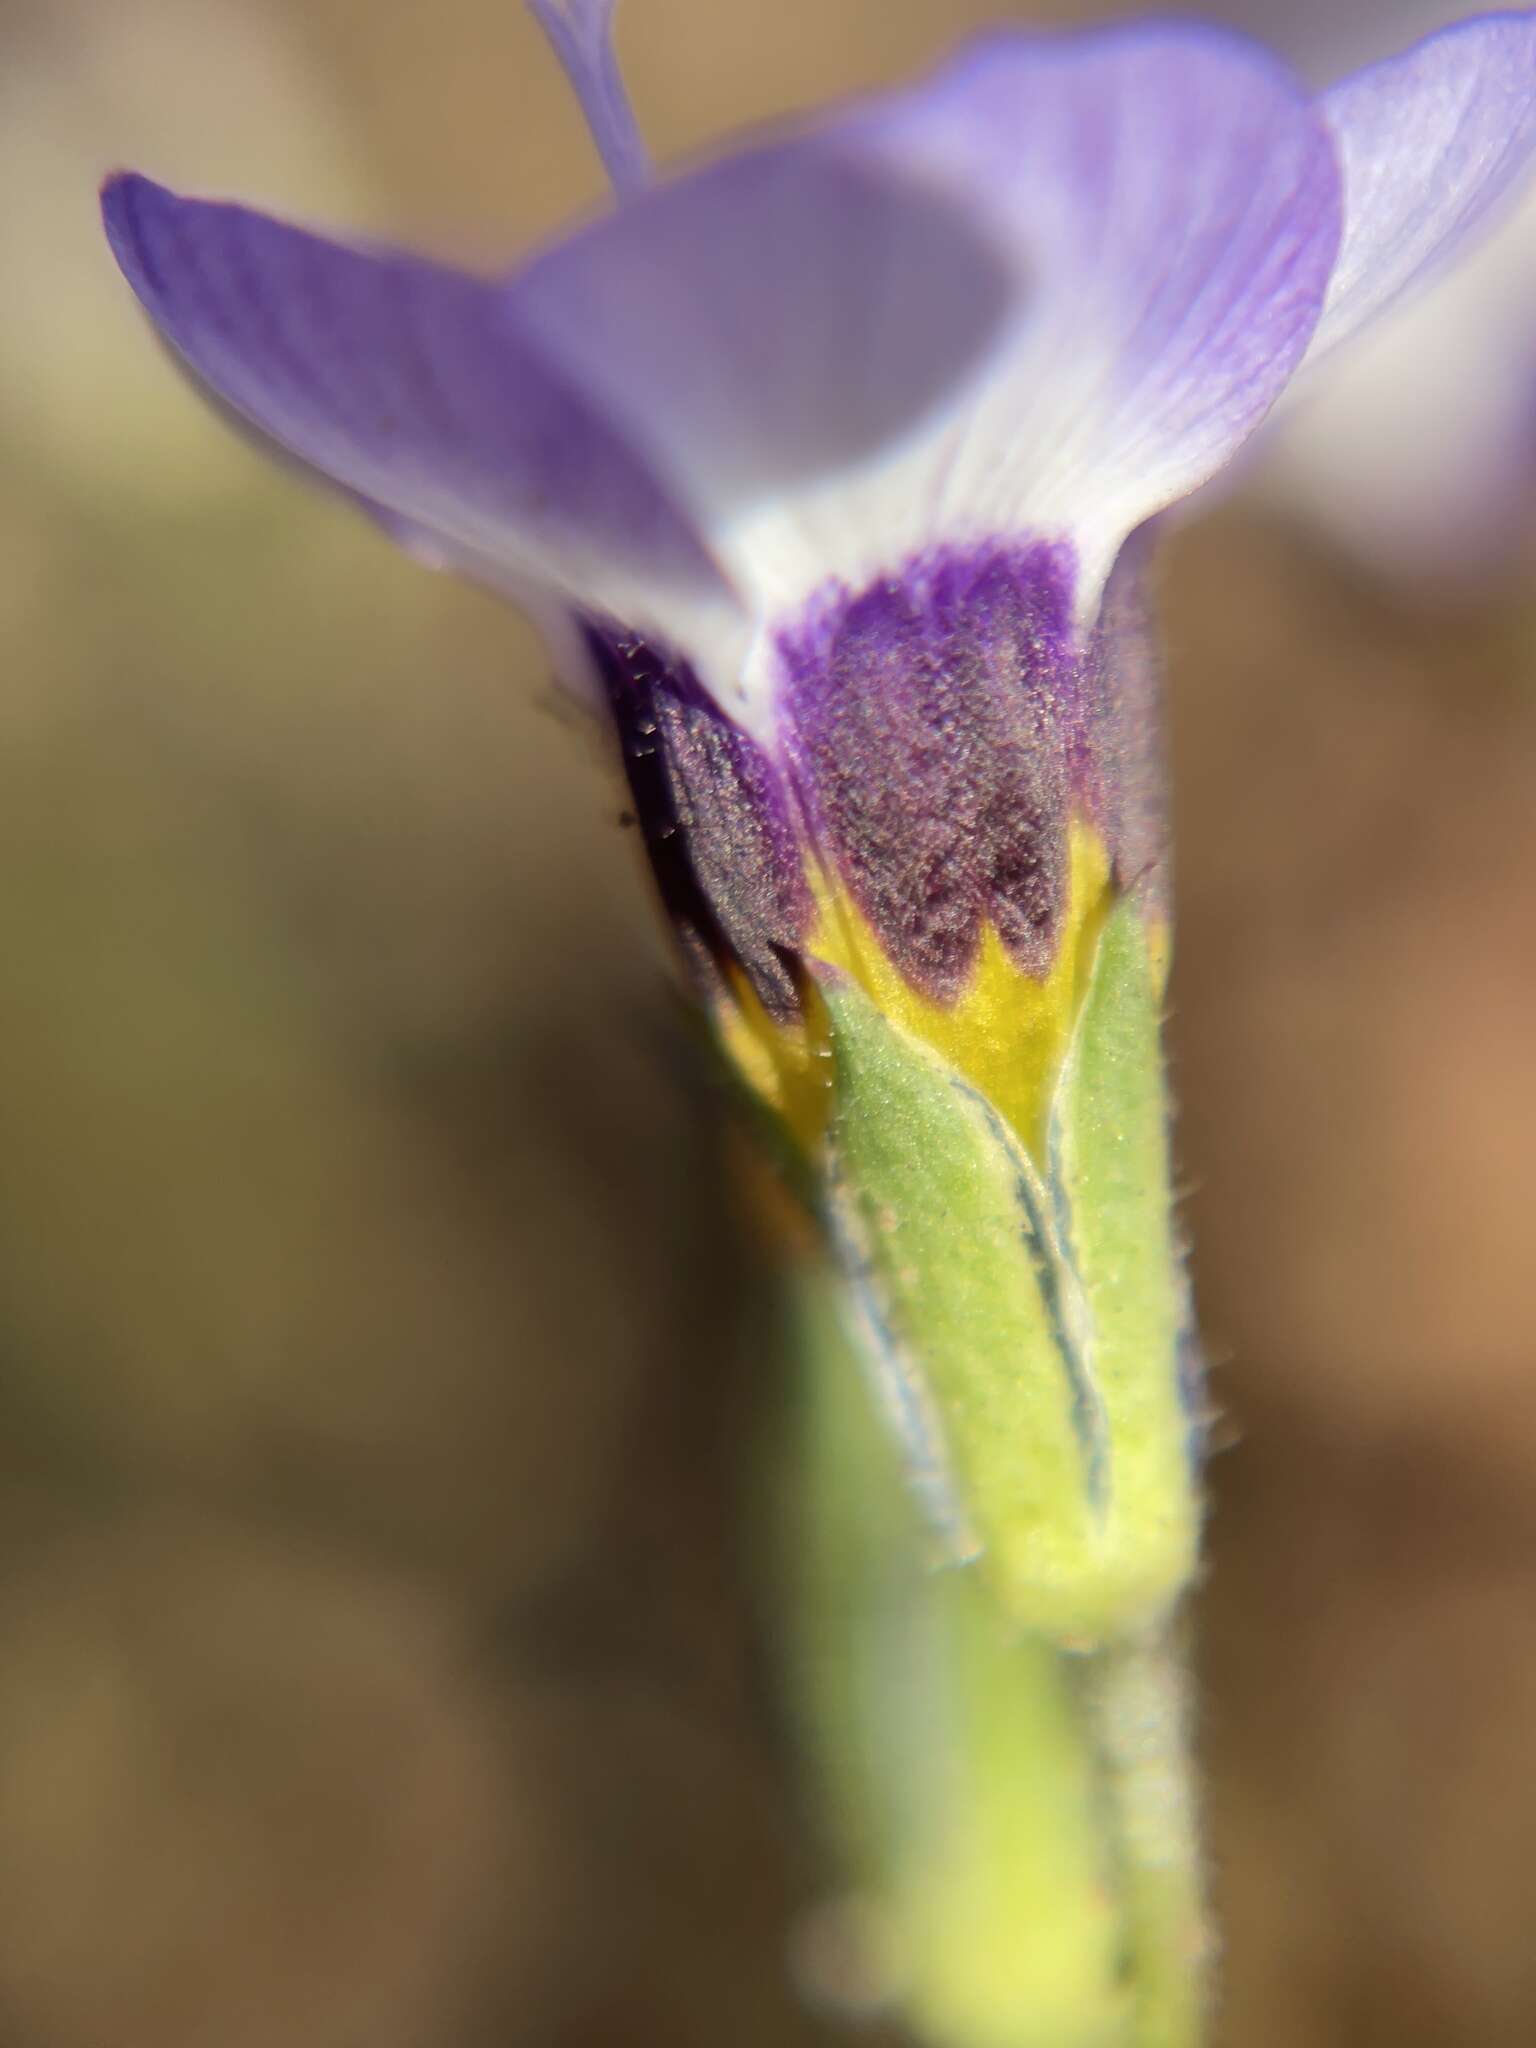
585, 625, 811, 1018
779, 542, 1108, 1003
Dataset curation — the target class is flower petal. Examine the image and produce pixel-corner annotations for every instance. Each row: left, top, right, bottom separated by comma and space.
103, 26, 1352, 729
100, 171, 739, 659
506, 135, 1019, 655
1307, 11, 1536, 365
505, 23, 1342, 652
1261, 179, 1536, 578
853, 26, 1342, 609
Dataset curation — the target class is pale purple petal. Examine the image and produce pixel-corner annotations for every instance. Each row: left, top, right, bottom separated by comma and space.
507, 136, 1015, 617
100, 172, 736, 649
1261, 181, 1536, 579
1308, 11, 1536, 364
506, 23, 1341, 656
527, 0, 648, 199
852, 26, 1342, 607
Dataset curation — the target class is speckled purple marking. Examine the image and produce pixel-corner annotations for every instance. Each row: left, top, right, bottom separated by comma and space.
587, 540, 1167, 1022
778, 542, 1120, 1003
585, 625, 811, 1018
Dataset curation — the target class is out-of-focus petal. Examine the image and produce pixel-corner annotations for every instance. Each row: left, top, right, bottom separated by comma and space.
506, 132, 1020, 700
1261, 181, 1536, 579
527, 0, 648, 198
509, 22, 1341, 665
100, 172, 741, 664
1307, 11, 1536, 364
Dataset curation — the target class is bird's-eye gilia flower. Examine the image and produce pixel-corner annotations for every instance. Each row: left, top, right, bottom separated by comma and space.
101, 4, 1536, 1639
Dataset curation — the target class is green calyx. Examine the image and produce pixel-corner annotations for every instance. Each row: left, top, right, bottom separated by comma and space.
816, 891, 1197, 1645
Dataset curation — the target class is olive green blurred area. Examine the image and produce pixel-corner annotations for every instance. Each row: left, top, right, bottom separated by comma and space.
4, 1, 1536, 2042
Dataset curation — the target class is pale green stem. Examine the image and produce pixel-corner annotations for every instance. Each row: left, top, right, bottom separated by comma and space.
1077, 1629, 1210, 2048
778, 1263, 1209, 2048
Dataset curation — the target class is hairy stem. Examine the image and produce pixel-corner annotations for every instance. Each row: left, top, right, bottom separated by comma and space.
1077, 1628, 1209, 2048
782, 1264, 1213, 2048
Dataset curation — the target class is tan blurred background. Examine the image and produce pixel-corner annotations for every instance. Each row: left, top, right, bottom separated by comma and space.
2, 1, 1536, 2042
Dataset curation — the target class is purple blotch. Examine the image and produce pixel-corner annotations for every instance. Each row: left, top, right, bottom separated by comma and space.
585, 625, 811, 1018
779, 542, 1107, 1004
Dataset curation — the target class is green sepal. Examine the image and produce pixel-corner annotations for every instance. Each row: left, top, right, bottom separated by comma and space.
815, 892, 1196, 1644
1048, 894, 1199, 1636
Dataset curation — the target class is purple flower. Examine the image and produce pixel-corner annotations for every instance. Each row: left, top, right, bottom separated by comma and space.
100, 4, 1536, 1149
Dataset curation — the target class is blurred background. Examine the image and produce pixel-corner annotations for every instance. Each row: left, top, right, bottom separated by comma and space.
3, 0, 1536, 2042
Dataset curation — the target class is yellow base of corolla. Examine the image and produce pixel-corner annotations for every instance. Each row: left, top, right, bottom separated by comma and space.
720, 822, 1116, 1165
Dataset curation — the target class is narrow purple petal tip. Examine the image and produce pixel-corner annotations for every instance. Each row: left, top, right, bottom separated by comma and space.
102, 170, 165, 295
528, 0, 649, 198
